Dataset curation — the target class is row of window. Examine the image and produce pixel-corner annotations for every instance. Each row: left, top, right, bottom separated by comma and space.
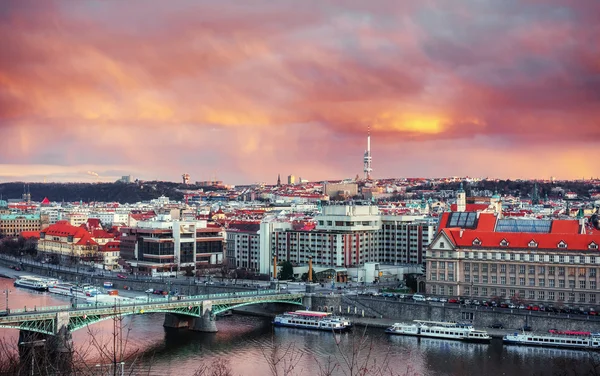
429, 285, 599, 303
432, 250, 600, 264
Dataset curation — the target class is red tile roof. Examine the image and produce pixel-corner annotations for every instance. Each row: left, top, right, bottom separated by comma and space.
550, 220, 580, 234
20, 231, 41, 239
442, 228, 600, 251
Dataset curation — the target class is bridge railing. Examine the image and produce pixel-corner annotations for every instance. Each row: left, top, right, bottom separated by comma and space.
6, 290, 288, 315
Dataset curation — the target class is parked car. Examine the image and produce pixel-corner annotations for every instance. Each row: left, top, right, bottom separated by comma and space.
145, 288, 154, 293
490, 323, 504, 329
117, 274, 127, 279
521, 325, 533, 332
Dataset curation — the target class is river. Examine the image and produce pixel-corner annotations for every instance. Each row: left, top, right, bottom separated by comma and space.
0, 278, 596, 376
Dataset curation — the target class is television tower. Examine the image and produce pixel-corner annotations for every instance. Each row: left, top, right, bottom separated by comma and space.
363, 126, 372, 180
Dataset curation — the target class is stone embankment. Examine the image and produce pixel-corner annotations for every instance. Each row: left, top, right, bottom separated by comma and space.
310, 294, 600, 334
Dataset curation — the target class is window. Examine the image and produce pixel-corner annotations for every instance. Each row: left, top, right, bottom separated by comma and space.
580, 281, 586, 289
439, 242, 445, 249
482, 287, 487, 296
549, 279, 555, 288
491, 264, 497, 273
464, 275, 470, 283
549, 291, 555, 301
464, 287, 470, 296
500, 289, 506, 297
473, 264, 479, 272
510, 265, 516, 273
590, 243, 599, 250
519, 265, 526, 274
548, 266, 555, 275
501, 276, 506, 285
529, 278, 535, 286
558, 241, 567, 249
591, 295, 597, 304
569, 256, 575, 264
591, 281, 596, 290
528, 291, 535, 299
529, 240, 538, 248
501, 264, 506, 273
590, 269, 597, 278
482, 264, 488, 273
569, 280, 575, 289
559, 279, 565, 288
492, 276, 497, 284
538, 291, 545, 300
538, 279, 545, 287
558, 292, 565, 301
579, 293, 586, 302
529, 266, 535, 274
472, 238, 481, 246
510, 289, 516, 297
500, 239, 509, 247
558, 267, 565, 276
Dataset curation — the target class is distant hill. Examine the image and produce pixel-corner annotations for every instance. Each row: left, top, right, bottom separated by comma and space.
0, 182, 189, 204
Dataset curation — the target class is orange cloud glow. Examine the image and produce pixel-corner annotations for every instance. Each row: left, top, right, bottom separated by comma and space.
0, 0, 599, 183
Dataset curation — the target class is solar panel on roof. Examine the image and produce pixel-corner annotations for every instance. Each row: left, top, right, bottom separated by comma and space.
447, 212, 478, 229
496, 219, 551, 233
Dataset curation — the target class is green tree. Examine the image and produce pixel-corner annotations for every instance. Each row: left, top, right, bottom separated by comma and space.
279, 260, 294, 280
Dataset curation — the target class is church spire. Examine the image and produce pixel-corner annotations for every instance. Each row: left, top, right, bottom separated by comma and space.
277, 173, 281, 187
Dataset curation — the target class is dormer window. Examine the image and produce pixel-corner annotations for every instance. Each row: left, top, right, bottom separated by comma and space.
589, 242, 598, 250
528, 240, 538, 248
558, 241, 567, 249
439, 241, 445, 249
500, 239, 509, 247
472, 238, 481, 246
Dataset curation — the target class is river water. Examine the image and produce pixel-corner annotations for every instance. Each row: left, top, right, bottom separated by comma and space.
0, 278, 595, 376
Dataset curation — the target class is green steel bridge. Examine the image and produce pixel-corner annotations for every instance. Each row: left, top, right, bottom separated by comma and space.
0, 290, 306, 336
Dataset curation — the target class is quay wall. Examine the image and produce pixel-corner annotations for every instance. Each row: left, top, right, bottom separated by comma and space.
0, 258, 261, 296
310, 295, 600, 333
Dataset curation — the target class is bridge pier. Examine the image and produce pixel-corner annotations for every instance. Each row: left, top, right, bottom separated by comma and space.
18, 325, 72, 375
47, 325, 73, 375
191, 301, 218, 333
163, 313, 191, 329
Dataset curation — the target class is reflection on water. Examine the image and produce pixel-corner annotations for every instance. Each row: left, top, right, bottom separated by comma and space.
1, 279, 599, 375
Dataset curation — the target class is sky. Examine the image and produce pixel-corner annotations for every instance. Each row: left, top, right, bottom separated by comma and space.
0, 0, 599, 184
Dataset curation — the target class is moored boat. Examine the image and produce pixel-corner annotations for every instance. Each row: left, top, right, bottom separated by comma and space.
273, 310, 350, 331
385, 320, 490, 343
14, 276, 48, 292
503, 331, 600, 350
48, 283, 100, 299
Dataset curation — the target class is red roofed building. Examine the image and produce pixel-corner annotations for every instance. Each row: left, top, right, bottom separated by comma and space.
427, 211, 600, 307
38, 221, 101, 263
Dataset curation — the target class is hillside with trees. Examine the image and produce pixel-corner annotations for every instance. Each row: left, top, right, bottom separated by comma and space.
0, 181, 189, 203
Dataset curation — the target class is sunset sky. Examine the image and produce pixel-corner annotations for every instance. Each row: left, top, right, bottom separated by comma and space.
1, 0, 599, 184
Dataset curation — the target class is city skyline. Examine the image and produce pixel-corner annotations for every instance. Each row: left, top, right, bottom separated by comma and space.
1, 1, 599, 183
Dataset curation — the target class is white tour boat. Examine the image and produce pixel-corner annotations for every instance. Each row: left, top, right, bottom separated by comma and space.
385, 320, 491, 343
503, 331, 600, 350
273, 310, 350, 331
14, 276, 48, 292
48, 283, 99, 299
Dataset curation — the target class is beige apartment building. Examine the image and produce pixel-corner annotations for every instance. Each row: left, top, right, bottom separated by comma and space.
38, 221, 99, 261
427, 212, 600, 307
